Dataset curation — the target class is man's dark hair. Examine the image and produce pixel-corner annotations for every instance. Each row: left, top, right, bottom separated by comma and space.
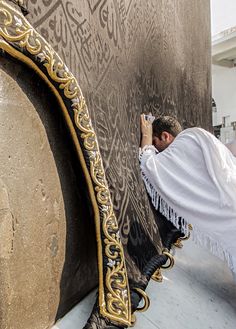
152, 116, 182, 139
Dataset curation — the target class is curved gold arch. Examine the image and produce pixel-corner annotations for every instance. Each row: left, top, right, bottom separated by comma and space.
0, 1, 131, 326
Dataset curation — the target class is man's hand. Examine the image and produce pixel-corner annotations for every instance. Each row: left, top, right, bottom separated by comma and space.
140, 114, 153, 148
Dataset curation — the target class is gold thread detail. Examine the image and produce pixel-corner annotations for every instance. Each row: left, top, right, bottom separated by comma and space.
161, 249, 175, 270
0, 1, 131, 325
133, 288, 150, 313
152, 268, 163, 282
180, 224, 193, 241
174, 238, 183, 248
130, 313, 136, 327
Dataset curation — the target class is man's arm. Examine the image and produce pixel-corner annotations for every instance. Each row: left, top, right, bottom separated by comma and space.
140, 114, 153, 148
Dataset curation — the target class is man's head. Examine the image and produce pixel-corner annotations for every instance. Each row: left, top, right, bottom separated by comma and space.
152, 116, 182, 151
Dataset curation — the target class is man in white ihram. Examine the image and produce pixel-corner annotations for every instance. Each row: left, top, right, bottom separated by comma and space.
226, 139, 236, 157
139, 114, 236, 279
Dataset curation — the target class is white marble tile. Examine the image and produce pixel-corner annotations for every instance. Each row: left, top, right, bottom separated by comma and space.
52, 290, 96, 329
175, 239, 236, 309
51, 241, 236, 329
144, 269, 236, 329
143, 240, 236, 329
133, 313, 160, 329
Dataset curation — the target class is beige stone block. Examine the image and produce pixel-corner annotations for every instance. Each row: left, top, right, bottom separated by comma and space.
0, 57, 66, 329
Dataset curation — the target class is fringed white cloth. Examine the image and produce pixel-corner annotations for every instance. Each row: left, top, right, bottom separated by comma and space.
139, 128, 236, 275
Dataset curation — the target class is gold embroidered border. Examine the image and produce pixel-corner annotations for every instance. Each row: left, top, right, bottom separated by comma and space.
0, 1, 131, 326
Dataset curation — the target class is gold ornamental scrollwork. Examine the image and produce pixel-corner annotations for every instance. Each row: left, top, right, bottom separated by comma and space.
0, 0, 131, 326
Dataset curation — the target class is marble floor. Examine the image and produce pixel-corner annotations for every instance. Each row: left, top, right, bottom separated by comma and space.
52, 240, 236, 329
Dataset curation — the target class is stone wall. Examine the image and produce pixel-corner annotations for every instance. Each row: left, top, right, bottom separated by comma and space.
0, 54, 98, 329
0, 1, 211, 328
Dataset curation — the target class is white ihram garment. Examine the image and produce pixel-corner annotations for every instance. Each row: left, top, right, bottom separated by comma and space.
139, 127, 236, 275
226, 139, 236, 157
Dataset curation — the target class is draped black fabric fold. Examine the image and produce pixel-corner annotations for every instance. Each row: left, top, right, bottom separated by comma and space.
0, 0, 211, 328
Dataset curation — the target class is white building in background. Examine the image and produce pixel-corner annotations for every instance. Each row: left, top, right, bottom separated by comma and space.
211, 0, 236, 142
